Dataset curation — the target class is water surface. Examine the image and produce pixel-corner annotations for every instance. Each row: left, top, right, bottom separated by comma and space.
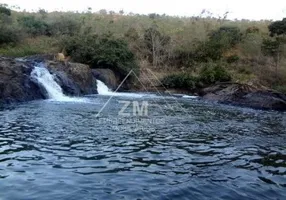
0, 95, 286, 200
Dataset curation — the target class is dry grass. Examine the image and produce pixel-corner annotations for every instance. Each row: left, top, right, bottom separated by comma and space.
0, 36, 60, 57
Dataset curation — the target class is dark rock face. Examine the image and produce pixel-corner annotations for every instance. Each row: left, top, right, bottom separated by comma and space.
22, 54, 98, 95
92, 68, 119, 90
0, 56, 98, 104
201, 83, 286, 111
0, 57, 44, 104
53, 71, 81, 95
46, 61, 97, 95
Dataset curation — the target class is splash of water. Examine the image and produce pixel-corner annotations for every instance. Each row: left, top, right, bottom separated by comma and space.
96, 80, 114, 95
31, 64, 87, 102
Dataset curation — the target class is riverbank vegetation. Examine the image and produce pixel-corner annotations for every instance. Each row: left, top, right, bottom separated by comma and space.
0, 4, 286, 93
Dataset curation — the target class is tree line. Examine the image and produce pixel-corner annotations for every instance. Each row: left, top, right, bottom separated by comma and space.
0, 4, 286, 92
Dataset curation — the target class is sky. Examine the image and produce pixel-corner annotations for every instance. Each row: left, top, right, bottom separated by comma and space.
0, 0, 286, 20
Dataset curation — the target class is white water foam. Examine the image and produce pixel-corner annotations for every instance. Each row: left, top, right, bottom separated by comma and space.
182, 95, 198, 99
96, 80, 115, 95
96, 80, 156, 98
31, 64, 88, 103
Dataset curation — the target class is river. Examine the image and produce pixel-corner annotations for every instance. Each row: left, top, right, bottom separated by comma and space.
0, 92, 286, 199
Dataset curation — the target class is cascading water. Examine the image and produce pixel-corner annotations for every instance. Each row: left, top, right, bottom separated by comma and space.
96, 80, 155, 98
31, 64, 77, 102
96, 80, 114, 95
31, 64, 194, 101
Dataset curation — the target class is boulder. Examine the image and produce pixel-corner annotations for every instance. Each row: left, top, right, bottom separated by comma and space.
0, 57, 44, 104
53, 71, 81, 95
0, 55, 98, 104
45, 61, 97, 95
92, 68, 119, 90
25, 54, 98, 95
201, 83, 286, 111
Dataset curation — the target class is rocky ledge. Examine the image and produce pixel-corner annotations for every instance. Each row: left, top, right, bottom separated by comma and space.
200, 83, 286, 111
0, 56, 44, 103
1, 55, 286, 111
0, 56, 97, 104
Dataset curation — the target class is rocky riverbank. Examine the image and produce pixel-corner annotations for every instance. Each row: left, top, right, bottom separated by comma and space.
1, 55, 286, 111
199, 83, 286, 111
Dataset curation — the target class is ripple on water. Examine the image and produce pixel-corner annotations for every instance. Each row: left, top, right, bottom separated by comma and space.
0, 97, 286, 199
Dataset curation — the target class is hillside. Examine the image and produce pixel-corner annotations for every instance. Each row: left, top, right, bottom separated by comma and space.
0, 5, 285, 93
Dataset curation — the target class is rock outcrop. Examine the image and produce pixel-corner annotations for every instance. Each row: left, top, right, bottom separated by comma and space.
200, 83, 286, 111
0, 57, 44, 104
0, 56, 98, 104
1, 55, 286, 111
92, 68, 119, 90
46, 61, 97, 95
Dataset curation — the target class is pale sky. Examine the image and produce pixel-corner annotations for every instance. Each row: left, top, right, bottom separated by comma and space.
1, 0, 286, 20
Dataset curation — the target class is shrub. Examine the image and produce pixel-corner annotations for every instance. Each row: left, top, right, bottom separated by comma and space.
239, 33, 263, 57
268, 18, 286, 37
162, 63, 232, 90
261, 37, 283, 83
172, 49, 195, 68
48, 16, 81, 36
237, 66, 252, 75
246, 26, 260, 34
63, 33, 139, 77
261, 38, 281, 58
199, 63, 232, 85
274, 85, 286, 94
195, 40, 225, 61
18, 16, 50, 36
0, 25, 21, 45
0, 5, 11, 16
124, 27, 139, 41
195, 26, 242, 62
226, 55, 240, 63
161, 73, 199, 90
209, 26, 242, 48
0, 5, 21, 46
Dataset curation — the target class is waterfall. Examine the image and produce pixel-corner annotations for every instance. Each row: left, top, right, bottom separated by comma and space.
31, 64, 74, 101
96, 80, 114, 95
96, 80, 149, 98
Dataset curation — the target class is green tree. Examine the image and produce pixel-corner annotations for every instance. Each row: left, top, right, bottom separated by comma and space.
199, 63, 231, 85
161, 73, 199, 90
0, 4, 12, 24
0, 26, 21, 45
0, 5, 21, 45
0, 5, 10, 16
262, 18, 286, 83
195, 26, 242, 61
262, 38, 283, 83
209, 26, 242, 48
18, 16, 49, 36
64, 33, 139, 77
38, 9, 47, 19
268, 18, 286, 37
